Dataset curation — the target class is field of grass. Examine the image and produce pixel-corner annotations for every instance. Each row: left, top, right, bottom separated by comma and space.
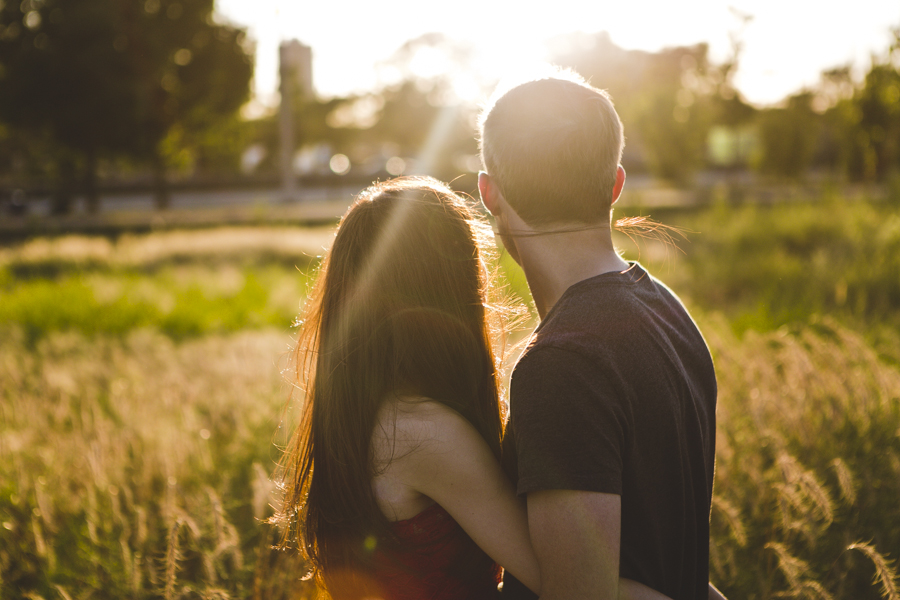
1, 197, 899, 599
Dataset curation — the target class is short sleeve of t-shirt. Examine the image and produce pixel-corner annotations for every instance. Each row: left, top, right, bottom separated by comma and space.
509, 345, 628, 496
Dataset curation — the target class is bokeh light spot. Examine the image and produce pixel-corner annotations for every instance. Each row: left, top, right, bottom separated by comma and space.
676, 88, 695, 108
174, 48, 192, 66
385, 157, 405, 176
24, 11, 41, 30
329, 154, 351, 175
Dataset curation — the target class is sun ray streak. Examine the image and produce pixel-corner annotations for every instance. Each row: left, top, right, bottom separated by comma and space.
412, 106, 459, 177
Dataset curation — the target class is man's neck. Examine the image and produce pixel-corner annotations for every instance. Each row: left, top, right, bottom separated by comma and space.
512, 225, 629, 319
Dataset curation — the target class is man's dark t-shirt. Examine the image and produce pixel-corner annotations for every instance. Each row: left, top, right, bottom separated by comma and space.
501, 263, 717, 600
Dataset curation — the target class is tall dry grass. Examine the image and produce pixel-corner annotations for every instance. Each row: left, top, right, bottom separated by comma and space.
0, 327, 315, 599
4, 316, 896, 599
0, 227, 336, 270
706, 315, 900, 599
1, 211, 899, 598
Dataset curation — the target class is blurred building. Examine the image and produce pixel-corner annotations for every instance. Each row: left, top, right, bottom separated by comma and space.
279, 39, 313, 200
280, 40, 314, 100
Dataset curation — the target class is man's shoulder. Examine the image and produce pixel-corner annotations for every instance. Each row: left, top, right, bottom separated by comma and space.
513, 342, 591, 379
518, 282, 646, 364
509, 340, 623, 410
511, 264, 714, 403
544, 264, 681, 325
545, 266, 702, 347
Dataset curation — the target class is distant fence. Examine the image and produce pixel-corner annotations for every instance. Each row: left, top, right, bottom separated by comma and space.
0, 174, 893, 243
0, 170, 382, 203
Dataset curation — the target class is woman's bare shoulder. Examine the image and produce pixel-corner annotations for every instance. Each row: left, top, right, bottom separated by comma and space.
372, 396, 474, 463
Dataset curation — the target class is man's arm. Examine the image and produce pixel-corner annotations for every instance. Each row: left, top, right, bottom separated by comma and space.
527, 489, 677, 600
527, 489, 621, 600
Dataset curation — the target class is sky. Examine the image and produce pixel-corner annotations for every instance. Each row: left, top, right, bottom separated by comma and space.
215, 0, 900, 113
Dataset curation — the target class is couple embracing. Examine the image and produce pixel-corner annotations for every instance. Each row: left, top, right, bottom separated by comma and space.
276, 70, 726, 600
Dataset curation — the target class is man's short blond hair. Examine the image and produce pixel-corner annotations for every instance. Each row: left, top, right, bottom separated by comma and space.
479, 69, 624, 226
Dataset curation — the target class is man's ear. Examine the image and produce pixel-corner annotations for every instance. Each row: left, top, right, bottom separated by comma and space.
478, 172, 502, 217
611, 165, 626, 205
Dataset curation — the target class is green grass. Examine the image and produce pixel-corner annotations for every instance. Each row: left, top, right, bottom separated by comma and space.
613, 195, 900, 364
674, 196, 900, 328
0, 227, 325, 343
0, 265, 311, 342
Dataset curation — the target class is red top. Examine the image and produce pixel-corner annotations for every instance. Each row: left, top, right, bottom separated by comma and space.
372, 503, 502, 600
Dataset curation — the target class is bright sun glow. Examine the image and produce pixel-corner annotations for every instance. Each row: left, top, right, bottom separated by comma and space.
217, 0, 900, 110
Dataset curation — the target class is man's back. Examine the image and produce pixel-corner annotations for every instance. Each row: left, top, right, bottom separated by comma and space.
502, 263, 717, 600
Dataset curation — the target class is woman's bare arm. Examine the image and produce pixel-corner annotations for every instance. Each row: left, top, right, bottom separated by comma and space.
391, 401, 542, 592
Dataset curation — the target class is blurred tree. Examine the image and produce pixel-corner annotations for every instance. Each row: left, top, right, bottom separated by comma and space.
546, 31, 646, 110
0, 0, 134, 212
187, 112, 256, 178
225, 31, 485, 187
820, 97, 864, 180
96, 0, 253, 208
812, 68, 855, 176
364, 34, 480, 180
755, 92, 821, 179
0, 0, 253, 212
818, 29, 900, 182
366, 78, 479, 181
630, 45, 716, 184
367, 81, 441, 157
814, 66, 856, 112
710, 7, 757, 131
0, 120, 55, 192
853, 62, 900, 180
302, 96, 364, 154
708, 59, 755, 140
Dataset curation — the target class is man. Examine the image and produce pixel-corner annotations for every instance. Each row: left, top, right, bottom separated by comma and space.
478, 70, 726, 600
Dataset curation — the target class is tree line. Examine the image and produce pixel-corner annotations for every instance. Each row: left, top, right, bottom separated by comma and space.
1, 5, 898, 215
0, 0, 252, 212
276, 29, 900, 193
548, 29, 900, 186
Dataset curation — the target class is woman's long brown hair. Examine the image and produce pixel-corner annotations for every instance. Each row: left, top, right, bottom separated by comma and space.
274, 177, 507, 597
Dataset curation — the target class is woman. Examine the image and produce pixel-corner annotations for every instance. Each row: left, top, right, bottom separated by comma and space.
276, 177, 538, 599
